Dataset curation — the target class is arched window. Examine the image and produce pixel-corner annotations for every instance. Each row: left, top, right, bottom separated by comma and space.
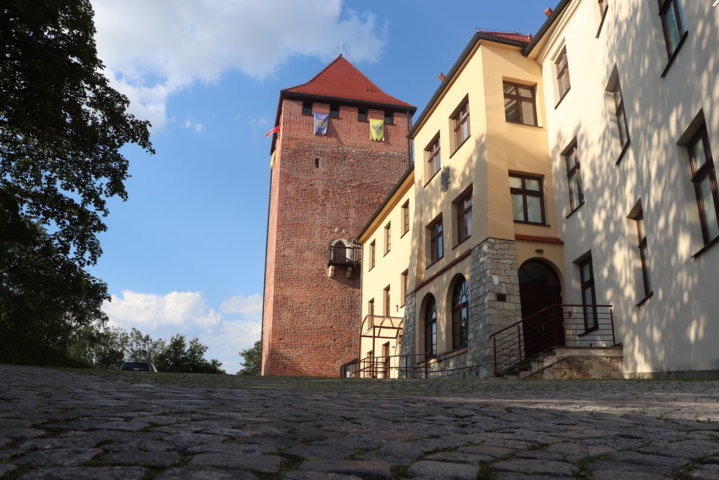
424, 296, 437, 359
452, 277, 469, 349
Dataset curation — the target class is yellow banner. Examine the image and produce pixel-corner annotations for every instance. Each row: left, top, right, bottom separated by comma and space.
370, 119, 385, 141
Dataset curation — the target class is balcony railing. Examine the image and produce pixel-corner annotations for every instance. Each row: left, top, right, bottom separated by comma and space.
490, 304, 616, 376
328, 244, 361, 267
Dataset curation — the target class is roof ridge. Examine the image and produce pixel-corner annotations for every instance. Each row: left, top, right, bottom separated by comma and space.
281, 55, 414, 109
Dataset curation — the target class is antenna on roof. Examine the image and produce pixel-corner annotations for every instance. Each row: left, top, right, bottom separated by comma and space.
339, 41, 344, 57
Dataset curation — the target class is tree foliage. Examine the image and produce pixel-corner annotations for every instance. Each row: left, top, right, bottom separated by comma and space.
238, 340, 261, 376
0, 0, 152, 356
154, 334, 224, 374
0, 0, 153, 267
0, 190, 109, 346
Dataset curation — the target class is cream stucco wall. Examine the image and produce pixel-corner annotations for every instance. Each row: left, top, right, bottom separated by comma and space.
409, 38, 566, 364
536, 0, 719, 374
358, 172, 414, 377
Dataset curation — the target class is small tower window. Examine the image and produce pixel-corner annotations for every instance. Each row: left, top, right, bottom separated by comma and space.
315, 158, 320, 168
302, 101, 312, 115
358, 108, 367, 122
330, 104, 340, 118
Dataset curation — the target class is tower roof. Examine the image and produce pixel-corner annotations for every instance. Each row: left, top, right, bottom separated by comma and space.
282, 55, 415, 111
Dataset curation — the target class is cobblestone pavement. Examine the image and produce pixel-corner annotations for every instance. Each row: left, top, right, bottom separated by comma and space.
1, 365, 719, 479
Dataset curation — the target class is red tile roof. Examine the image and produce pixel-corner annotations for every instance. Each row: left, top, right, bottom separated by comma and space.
476, 30, 532, 44
282, 55, 415, 110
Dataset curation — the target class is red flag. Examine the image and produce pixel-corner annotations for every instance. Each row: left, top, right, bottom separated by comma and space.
264, 125, 280, 137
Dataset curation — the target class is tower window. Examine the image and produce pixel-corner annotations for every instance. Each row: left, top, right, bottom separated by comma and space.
358, 108, 367, 122
302, 101, 312, 115
330, 104, 340, 118
384, 111, 393, 124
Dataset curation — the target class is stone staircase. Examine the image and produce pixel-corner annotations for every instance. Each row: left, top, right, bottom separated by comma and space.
503, 346, 624, 380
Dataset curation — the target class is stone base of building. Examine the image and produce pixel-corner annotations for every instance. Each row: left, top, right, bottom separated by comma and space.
399, 237, 522, 379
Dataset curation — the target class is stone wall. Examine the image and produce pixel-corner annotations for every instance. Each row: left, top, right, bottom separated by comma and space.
467, 237, 522, 377
398, 292, 416, 378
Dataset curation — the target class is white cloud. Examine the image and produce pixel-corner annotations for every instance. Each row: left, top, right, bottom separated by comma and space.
103, 290, 262, 373
183, 118, 205, 133
220, 293, 262, 318
103, 290, 221, 331
91, 0, 386, 129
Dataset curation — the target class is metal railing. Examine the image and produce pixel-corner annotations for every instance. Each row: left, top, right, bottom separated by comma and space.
490, 304, 616, 376
352, 353, 483, 379
328, 244, 361, 267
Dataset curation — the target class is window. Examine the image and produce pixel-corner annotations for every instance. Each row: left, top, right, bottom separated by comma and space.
454, 187, 472, 244
607, 72, 630, 156
451, 97, 470, 151
400, 270, 408, 307
509, 173, 546, 224
358, 108, 367, 122
369, 241, 376, 270
555, 46, 571, 102
384, 222, 391, 254
302, 101, 312, 115
384, 111, 393, 125
628, 202, 652, 302
564, 143, 584, 212
383, 285, 391, 317
428, 216, 444, 264
451, 277, 469, 349
687, 126, 719, 245
424, 296, 437, 359
503, 81, 537, 126
578, 255, 598, 331
330, 104, 340, 118
368, 298, 375, 318
425, 134, 441, 182
659, 0, 686, 58
401, 201, 410, 236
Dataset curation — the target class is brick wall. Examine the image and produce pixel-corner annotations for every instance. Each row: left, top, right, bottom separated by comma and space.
263, 99, 411, 377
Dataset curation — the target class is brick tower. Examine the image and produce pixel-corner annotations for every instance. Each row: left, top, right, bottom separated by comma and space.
262, 56, 415, 377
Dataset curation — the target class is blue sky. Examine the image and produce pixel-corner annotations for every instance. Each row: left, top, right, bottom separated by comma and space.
89, 0, 551, 373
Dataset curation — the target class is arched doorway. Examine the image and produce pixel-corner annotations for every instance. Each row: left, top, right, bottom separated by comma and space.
518, 259, 563, 357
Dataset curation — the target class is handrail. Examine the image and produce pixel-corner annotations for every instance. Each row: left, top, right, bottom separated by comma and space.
490, 304, 616, 377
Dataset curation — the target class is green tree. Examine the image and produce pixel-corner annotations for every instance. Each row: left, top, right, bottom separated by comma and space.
0, 192, 109, 349
154, 335, 224, 374
0, 0, 152, 361
238, 340, 262, 376
127, 328, 164, 363
1, 0, 153, 267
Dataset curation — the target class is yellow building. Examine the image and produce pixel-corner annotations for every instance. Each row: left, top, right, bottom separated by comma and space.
358, 0, 719, 379
356, 169, 414, 378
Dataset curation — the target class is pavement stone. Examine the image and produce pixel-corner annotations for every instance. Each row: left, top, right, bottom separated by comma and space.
298, 459, 391, 479
16, 466, 148, 480
2, 364, 719, 480
407, 460, 479, 479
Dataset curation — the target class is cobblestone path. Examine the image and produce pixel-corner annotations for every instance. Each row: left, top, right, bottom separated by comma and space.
1, 365, 719, 479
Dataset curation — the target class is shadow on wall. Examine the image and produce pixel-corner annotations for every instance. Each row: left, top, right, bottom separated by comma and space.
549, 1, 718, 373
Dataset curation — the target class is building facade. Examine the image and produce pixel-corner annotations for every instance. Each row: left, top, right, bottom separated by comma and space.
261, 56, 415, 377
360, 0, 719, 378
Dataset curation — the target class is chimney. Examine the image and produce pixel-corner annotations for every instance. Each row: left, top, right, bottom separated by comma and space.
438, 73, 446, 82
544, 7, 553, 17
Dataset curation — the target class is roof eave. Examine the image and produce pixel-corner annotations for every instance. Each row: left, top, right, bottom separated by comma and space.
523, 0, 572, 56
408, 32, 528, 139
